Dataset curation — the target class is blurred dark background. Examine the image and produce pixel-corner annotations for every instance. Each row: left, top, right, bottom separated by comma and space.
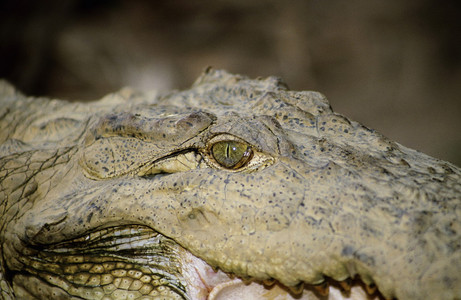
1, 0, 460, 165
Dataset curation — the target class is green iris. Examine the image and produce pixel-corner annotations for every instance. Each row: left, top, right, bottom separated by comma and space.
211, 140, 253, 169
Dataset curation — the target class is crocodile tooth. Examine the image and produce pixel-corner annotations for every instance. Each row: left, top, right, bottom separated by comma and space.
313, 281, 329, 296
339, 278, 352, 292
241, 276, 252, 284
288, 282, 304, 295
262, 279, 276, 286
365, 283, 377, 295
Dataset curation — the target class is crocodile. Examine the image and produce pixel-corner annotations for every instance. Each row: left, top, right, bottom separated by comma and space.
0, 68, 460, 300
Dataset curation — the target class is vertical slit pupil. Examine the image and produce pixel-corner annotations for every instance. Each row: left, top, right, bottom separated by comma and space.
211, 140, 252, 169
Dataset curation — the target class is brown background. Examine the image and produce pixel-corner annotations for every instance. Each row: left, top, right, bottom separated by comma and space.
1, 0, 460, 165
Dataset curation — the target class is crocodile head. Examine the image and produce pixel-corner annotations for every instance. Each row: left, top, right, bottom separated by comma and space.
1, 69, 460, 299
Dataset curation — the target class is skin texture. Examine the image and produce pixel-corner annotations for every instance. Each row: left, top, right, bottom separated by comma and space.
0, 69, 460, 299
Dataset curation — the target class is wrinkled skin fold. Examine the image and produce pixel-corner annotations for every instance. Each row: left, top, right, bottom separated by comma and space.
0, 69, 460, 299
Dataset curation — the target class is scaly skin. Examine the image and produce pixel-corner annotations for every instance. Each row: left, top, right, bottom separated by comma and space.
0, 69, 460, 299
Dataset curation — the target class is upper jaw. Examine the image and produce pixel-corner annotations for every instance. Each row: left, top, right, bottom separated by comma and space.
12, 155, 398, 299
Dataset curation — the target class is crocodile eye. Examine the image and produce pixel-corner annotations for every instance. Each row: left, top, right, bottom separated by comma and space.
211, 140, 253, 169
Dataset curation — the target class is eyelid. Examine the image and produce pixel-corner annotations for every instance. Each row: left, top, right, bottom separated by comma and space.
206, 134, 250, 145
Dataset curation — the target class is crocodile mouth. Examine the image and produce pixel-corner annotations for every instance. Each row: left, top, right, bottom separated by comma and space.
188, 260, 387, 300
15, 225, 387, 299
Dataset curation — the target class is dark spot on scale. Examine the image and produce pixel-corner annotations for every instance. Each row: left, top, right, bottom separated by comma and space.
107, 115, 117, 122
87, 212, 94, 223
381, 168, 391, 175
342, 245, 354, 256
443, 275, 456, 288
442, 164, 454, 174
356, 252, 375, 266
